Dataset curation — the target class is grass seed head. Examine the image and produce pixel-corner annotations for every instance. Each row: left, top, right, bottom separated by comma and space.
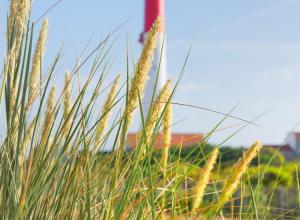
124, 17, 162, 130
28, 19, 48, 110
161, 80, 172, 148
8, 0, 30, 47
63, 71, 72, 117
41, 86, 56, 146
63, 71, 72, 136
216, 140, 262, 211
192, 148, 219, 212
95, 74, 120, 141
144, 80, 171, 142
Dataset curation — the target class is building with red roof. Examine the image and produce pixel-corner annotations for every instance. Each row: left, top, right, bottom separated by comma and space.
263, 132, 300, 159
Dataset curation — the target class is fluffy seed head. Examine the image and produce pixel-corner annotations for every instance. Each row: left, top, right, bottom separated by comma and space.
162, 81, 172, 148
41, 86, 56, 146
136, 80, 171, 159
63, 71, 72, 119
7, 0, 30, 91
161, 94, 172, 172
160, 84, 172, 208
192, 148, 219, 212
216, 141, 262, 211
124, 17, 161, 130
8, 0, 30, 45
144, 80, 171, 141
119, 18, 161, 151
28, 19, 48, 109
9, 0, 30, 26
62, 71, 72, 136
46, 86, 56, 119
95, 74, 120, 141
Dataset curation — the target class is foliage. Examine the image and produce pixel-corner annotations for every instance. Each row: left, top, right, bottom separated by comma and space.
248, 165, 293, 187
255, 147, 285, 166
159, 144, 285, 168
0, 1, 299, 219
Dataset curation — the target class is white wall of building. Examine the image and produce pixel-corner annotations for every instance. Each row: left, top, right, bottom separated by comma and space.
286, 132, 296, 150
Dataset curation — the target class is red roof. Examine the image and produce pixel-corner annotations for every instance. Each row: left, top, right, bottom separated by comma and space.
127, 133, 203, 149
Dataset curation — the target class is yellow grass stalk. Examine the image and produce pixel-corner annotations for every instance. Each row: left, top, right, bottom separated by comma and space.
192, 148, 219, 212
144, 80, 171, 143
63, 71, 72, 119
119, 17, 162, 150
137, 80, 171, 159
27, 19, 48, 111
160, 82, 172, 208
9, 0, 30, 29
63, 71, 72, 135
40, 86, 56, 147
215, 141, 262, 212
8, 0, 30, 48
7, 0, 29, 107
95, 74, 120, 142
161, 82, 172, 167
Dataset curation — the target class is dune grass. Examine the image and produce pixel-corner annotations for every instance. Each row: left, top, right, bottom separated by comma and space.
0, 1, 299, 219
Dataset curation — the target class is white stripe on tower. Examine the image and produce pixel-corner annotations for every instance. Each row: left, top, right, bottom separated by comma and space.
140, 0, 167, 119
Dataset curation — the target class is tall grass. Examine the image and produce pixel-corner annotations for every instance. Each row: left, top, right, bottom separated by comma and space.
0, 1, 296, 219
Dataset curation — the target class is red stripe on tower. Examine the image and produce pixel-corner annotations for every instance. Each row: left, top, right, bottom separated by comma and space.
140, 0, 167, 121
144, 0, 165, 32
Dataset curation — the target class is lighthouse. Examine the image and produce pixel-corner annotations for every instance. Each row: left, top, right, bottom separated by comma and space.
140, 0, 167, 119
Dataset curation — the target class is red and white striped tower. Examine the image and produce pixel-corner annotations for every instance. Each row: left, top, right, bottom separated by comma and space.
140, 0, 167, 118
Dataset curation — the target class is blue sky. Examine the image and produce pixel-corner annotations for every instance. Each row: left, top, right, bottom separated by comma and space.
1, 0, 300, 147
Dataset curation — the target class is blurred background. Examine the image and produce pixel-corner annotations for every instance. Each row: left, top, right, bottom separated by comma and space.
1, 0, 300, 147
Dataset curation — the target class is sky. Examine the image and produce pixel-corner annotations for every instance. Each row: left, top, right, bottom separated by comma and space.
1, 0, 300, 147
